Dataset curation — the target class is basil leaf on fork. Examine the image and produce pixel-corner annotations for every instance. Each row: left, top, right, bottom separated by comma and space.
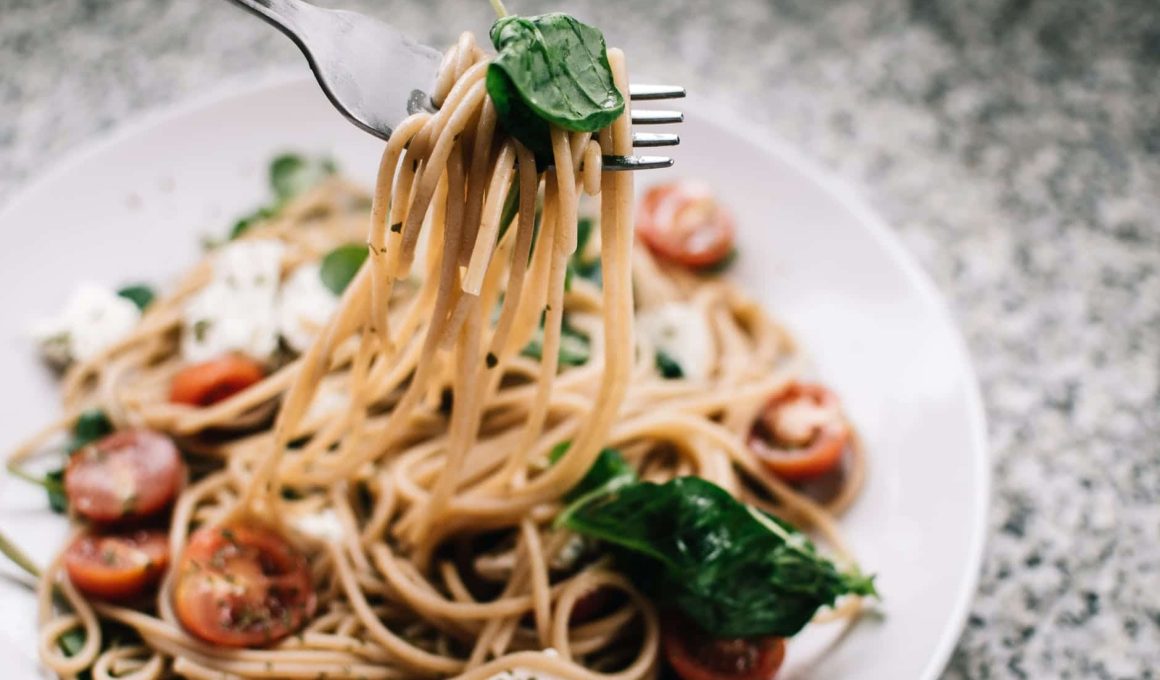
487, 13, 625, 162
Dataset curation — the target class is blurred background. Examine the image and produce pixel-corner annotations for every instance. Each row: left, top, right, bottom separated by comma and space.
2, 0, 1157, 677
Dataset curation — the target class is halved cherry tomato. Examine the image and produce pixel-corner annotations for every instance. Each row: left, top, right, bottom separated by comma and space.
65, 430, 184, 523
64, 529, 169, 600
174, 524, 316, 647
663, 620, 786, 680
748, 383, 850, 482
170, 354, 265, 407
637, 181, 736, 269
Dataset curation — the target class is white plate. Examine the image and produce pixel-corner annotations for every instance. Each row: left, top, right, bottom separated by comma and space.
0, 73, 988, 680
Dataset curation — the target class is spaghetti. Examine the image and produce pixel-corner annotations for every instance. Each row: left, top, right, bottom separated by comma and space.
8, 27, 870, 680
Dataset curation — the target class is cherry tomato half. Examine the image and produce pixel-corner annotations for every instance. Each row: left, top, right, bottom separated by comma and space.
663, 621, 786, 680
65, 430, 184, 523
748, 383, 851, 482
637, 181, 736, 269
170, 354, 265, 407
64, 529, 169, 601
174, 524, 316, 647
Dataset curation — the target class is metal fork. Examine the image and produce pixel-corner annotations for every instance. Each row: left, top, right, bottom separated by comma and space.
225, 0, 683, 170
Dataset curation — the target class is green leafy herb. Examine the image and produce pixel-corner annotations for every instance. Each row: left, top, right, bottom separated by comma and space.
270, 154, 337, 202
559, 476, 877, 638
45, 469, 68, 513
566, 217, 602, 290
319, 244, 369, 295
116, 284, 155, 312
229, 206, 276, 240
70, 408, 113, 453
655, 349, 684, 379
549, 442, 636, 501
521, 322, 590, 367
487, 13, 625, 162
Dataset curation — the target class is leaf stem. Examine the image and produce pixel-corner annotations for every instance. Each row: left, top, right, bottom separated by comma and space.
489, 0, 509, 19
0, 529, 41, 579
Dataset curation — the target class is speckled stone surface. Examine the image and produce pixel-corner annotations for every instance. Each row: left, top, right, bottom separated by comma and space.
2, 0, 1158, 677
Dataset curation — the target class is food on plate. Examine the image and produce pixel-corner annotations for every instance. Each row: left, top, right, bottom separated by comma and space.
3, 9, 875, 680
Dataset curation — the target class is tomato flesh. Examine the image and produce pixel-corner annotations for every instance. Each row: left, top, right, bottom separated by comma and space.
637, 181, 735, 269
64, 529, 169, 601
65, 430, 184, 523
748, 383, 850, 482
170, 354, 265, 407
174, 524, 315, 647
663, 621, 786, 680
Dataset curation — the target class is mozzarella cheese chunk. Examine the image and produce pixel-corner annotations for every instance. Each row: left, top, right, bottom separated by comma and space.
636, 302, 714, 381
182, 239, 285, 363
277, 263, 339, 354
30, 283, 142, 366
293, 509, 345, 542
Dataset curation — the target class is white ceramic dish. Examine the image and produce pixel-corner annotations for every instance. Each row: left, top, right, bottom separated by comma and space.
0, 73, 988, 680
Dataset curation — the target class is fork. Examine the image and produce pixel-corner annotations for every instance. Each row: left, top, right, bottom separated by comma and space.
225, 0, 683, 170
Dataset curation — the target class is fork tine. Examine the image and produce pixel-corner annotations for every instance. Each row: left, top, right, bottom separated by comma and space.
631, 110, 684, 125
633, 132, 680, 148
629, 84, 687, 101
602, 155, 674, 171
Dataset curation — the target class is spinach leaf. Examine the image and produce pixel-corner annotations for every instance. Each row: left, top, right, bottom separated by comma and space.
566, 216, 602, 290
487, 13, 625, 162
228, 205, 276, 240
270, 153, 337, 202
655, 349, 684, 379
521, 321, 590, 367
69, 408, 113, 453
560, 476, 877, 638
549, 442, 636, 501
319, 244, 369, 295
116, 284, 155, 312
44, 469, 68, 513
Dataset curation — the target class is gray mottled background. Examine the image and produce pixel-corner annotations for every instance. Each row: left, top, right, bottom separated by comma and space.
3, 0, 1158, 677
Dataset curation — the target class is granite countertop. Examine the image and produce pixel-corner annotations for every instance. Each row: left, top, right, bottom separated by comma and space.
2, 0, 1157, 677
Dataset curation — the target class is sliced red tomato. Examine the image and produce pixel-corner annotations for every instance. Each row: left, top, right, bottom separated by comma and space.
64, 529, 169, 600
663, 621, 786, 680
170, 355, 265, 407
637, 180, 736, 269
65, 430, 184, 523
748, 383, 850, 482
174, 524, 315, 647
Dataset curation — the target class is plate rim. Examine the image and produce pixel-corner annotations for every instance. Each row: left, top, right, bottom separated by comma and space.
0, 70, 991, 680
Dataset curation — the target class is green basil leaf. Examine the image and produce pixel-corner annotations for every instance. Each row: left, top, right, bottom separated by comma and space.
319, 244, 369, 295
549, 442, 636, 501
655, 349, 684, 379
116, 284, 155, 312
270, 153, 337, 202
560, 476, 877, 638
228, 205, 276, 240
70, 409, 112, 453
522, 322, 590, 367
487, 13, 625, 162
45, 469, 67, 514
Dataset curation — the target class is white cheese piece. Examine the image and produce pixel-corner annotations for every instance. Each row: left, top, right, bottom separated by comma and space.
303, 380, 348, 423
30, 283, 142, 367
636, 302, 714, 381
182, 239, 285, 363
293, 508, 345, 542
277, 263, 339, 354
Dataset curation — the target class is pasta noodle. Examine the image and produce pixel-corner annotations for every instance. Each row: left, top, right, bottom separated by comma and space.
8, 31, 868, 680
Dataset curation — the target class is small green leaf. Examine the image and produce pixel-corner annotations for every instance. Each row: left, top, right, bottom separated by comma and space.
655, 349, 684, 379
116, 284, 155, 312
521, 322, 590, 367
270, 154, 337, 202
229, 205, 276, 240
549, 442, 637, 502
58, 627, 86, 657
488, 13, 625, 163
70, 409, 112, 453
45, 469, 67, 514
319, 244, 369, 295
